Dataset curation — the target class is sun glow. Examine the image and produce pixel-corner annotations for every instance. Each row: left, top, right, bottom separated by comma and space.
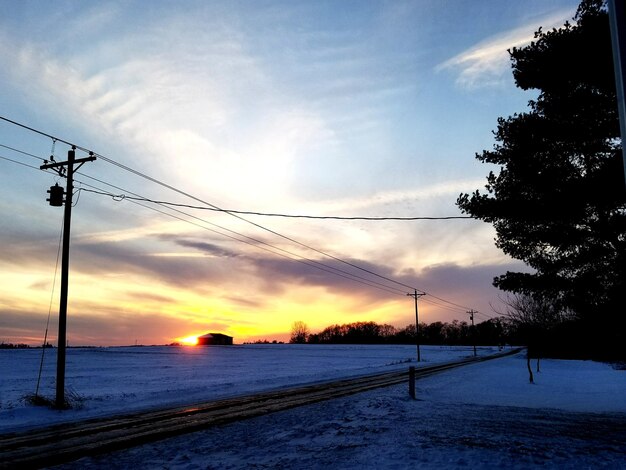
179, 335, 199, 346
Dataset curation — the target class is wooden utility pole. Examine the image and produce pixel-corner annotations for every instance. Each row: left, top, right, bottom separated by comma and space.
41, 147, 95, 408
407, 290, 425, 362
467, 309, 477, 357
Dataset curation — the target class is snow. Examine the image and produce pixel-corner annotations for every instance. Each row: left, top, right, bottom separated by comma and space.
2, 345, 625, 468
0, 344, 490, 432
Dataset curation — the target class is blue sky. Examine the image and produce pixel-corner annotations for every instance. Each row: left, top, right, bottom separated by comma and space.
0, 0, 581, 345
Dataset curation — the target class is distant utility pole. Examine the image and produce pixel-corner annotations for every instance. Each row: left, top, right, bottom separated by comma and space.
41, 147, 96, 408
467, 309, 477, 357
407, 290, 425, 362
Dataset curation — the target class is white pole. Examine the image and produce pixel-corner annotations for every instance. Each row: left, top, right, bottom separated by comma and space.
608, 0, 626, 187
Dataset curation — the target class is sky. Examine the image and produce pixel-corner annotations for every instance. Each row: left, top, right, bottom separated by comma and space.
0, 0, 581, 346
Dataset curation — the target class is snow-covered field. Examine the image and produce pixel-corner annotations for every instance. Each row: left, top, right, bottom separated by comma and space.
1, 344, 480, 432
2, 345, 626, 468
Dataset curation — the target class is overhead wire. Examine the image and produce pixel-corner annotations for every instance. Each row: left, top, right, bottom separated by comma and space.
0, 154, 44, 170
420, 296, 468, 314
0, 116, 488, 314
0, 116, 425, 294
71, 177, 409, 297
1, 146, 492, 317
0, 115, 425, 292
86, 173, 495, 315
65, 187, 474, 221
94, 153, 428, 293
419, 293, 495, 320
2, 113, 462, 297
35, 214, 64, 397
422, 292, 481, 314
0, 143, 45, 161
473, 309, 497, 320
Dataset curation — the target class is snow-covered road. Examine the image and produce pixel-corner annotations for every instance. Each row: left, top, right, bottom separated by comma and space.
63, 394, 625, 469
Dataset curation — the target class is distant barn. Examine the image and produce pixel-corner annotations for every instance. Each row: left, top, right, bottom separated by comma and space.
197, 333, 233, 346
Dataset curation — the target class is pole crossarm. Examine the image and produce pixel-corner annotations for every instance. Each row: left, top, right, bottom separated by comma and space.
40, 155, 96, 170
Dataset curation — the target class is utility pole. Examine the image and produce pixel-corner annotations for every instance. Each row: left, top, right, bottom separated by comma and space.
467, 309, 477, 357
41, 147, 95, 408
608, 0, 626, 188
407, 290, 425, 362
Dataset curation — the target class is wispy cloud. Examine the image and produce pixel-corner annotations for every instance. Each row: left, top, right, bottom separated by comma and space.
301, 178, 486, 214
0, 8, 335, 207
437, 8, 575, 89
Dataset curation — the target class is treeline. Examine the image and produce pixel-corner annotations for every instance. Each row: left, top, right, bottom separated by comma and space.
243, 339, 286, 345
296, 319, 510, 346
0, 342, 55, 349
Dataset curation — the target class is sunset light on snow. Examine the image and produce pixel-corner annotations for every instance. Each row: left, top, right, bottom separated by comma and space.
0, 0, 579, 346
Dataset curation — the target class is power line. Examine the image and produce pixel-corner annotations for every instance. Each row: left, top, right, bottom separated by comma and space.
0, 115, 424, 292
1, 137, 486, 315
1, 146, 485, 313
2, 113, 460, 294
0, 116, 83, 152
92, 153, 427, 292
0, 116, 488, 314
77, 188, 473, 221
77, 179, 496, 315
420, 296, 495, 320
421, 291, 480, 314
71, 178, 408, 297
0, 113, 432, 292
0, 143, 45, 161
420, 296, 468, 314
5, 137, 497, 318
36, 214, 64, 397
0, 154, 42, 170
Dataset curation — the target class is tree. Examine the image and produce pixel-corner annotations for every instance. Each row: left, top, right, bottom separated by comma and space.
345, 321, 384, 343
474, 318, 505, 346
496, 293, 575, 382
289, 321, 310, 344
457, 0, 626, 356
496, 293, 575, 329
422, 321, 444, 344
378, 323, 398, 341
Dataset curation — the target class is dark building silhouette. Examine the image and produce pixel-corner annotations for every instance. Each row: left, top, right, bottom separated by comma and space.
197, 333, 233, 346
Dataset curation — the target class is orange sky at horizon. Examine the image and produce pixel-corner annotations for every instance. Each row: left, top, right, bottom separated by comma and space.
0, 209, 520, 347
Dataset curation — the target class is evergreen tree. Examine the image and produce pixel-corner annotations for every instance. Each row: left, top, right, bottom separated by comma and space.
457, 0, 625, 355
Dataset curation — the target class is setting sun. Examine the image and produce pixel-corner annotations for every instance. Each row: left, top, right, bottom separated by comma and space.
179, 335, 199, 346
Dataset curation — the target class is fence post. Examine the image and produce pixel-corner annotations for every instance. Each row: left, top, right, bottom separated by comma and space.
409, 366, 416, 399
